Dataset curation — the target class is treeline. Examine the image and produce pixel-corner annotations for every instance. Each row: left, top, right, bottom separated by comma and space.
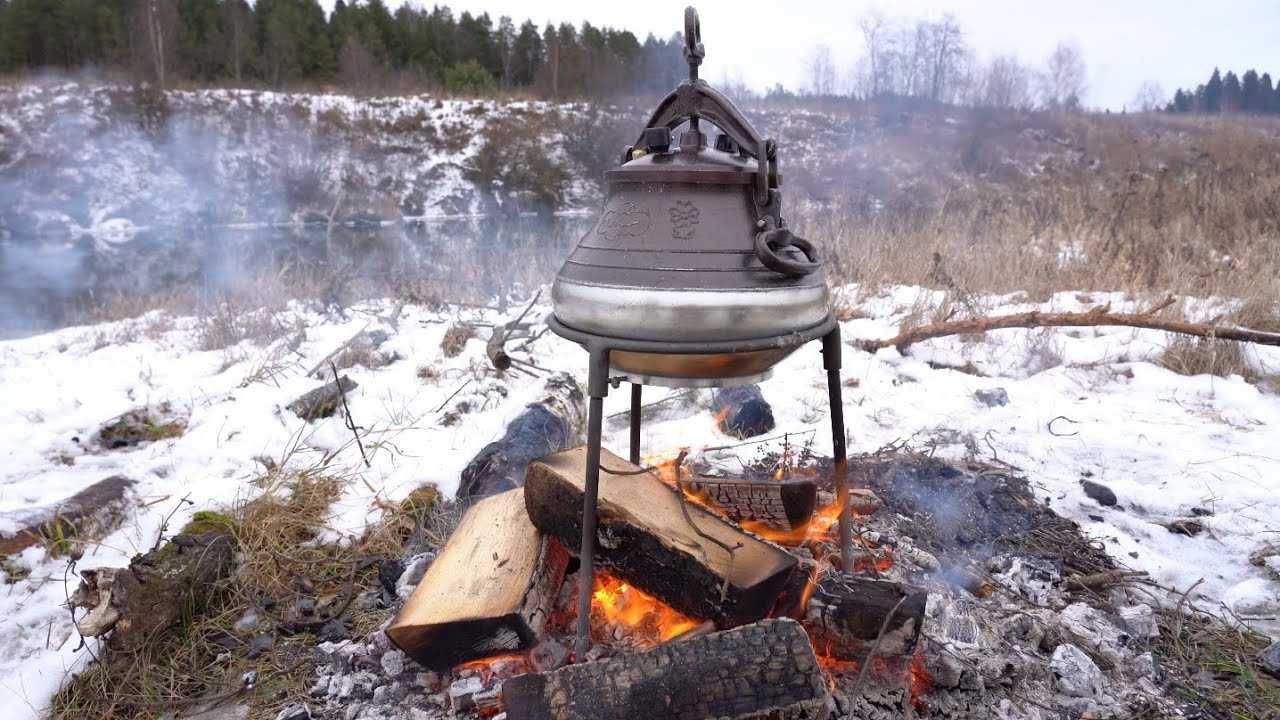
0, 0, 686, 96
1166, 68, 1280, 114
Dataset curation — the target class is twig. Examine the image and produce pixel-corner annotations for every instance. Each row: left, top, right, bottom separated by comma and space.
665, 449, 742, 602
306, 321, 372, 378
1048, 415, 1080, 437
150, 493, 194, 553
434, 377, 474, 413
1066, 569, 1149, 590
331, 361, 369, 467
851, 594, 908, 693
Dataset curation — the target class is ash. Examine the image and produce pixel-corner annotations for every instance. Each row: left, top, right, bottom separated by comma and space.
299, 452, 1189, 720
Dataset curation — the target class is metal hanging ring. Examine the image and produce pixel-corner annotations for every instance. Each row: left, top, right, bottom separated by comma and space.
755, 228, 820, 277
683, 7, 704, 80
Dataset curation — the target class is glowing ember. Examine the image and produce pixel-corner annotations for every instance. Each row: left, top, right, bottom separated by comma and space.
453, 653, 528, 685
908, 652, 933, 709
591, 574, 701, 646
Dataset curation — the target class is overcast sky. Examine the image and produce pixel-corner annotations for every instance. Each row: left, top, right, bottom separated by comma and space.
318, 0, 1280, 109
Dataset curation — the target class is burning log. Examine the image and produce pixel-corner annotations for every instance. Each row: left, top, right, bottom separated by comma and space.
457, 373, 585, 498
710, 384, 775, 439
685, 474, 817, 531
804, 575, 928, 659
524, 446, 797, 627
387, 487, 570, 670
502, 618, 830, 720
0, 475, 137, 555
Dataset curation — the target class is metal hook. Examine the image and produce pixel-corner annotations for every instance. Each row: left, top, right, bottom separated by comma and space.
684, 7, 704, 82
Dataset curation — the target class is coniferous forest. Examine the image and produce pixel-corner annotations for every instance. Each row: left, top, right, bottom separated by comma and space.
0, 0, 687, 96
1166, 68, 1280, 114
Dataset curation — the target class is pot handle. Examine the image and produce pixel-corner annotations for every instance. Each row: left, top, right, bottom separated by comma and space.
755, 227, 820, 277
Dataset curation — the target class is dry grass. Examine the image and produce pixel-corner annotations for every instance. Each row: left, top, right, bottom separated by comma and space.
50, 456, 434, 720
440, 322, 475, 358
1158, 337, 1258, 382
1153, 604, 1280, 719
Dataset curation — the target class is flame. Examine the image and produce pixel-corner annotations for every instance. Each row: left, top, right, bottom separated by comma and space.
592, 574, 701, 645
908, 652, 933, 709
713, 406, 733, 430
741, 496, 845, 546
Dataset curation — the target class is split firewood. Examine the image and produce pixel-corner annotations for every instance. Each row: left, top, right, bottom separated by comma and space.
854, 298, 1280, 353
0, 475, 137, 555
68, 527, 235, 653
685, 474, 817, 531
386, 487, 570, 670
524, 446, 798, 626
457, 373, 585, 498
502, 618, 830, 720
803, 575, 928, 659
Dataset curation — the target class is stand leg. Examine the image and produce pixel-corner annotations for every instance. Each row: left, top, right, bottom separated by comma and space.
629, 383, 642, 464
822, 327, 853, 575
574, 350, 609, 661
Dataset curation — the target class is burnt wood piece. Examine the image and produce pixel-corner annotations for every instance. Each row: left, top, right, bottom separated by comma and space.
710, 384, 775, 439
686, 474, 816, 530
457, 373, 585, 499
524, 446, 797, 627
287, 375, 358, 421
803, 575, 928, 659
0, 475, 137, 555
502, 618, 830, 720
69, 529, 236, 652
386, 488, 570, 670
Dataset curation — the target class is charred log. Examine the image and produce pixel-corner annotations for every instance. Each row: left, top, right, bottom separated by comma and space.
387, 487, 570, 670
502, 618, 830, 720
803, 575, 928, 659
524, 446, 797, 627
686, 474, 816, 530
457, 373, 585, 498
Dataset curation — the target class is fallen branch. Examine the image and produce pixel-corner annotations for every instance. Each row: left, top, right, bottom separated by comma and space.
486, 290, 541, 372
853, 298, 1280, 353
331, 361, 369, 467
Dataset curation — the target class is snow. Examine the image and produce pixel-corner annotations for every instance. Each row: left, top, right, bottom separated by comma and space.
1, 286, 1279, 717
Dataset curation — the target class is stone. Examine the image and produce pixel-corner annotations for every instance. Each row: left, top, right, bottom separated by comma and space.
396, 553, 434, 600
1050, 643, 1103, 698
233, 607, 261, 634
1117, 604, 1160, 639
974, 387, 1009, 407
1258, 640, 1280, 680
1081, 480, 1117, 507
274, 703, 311, 720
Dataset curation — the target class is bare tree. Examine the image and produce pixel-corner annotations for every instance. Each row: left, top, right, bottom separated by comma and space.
925, 15, 964, 103
133, 0, 178, 88
858, 10, 890, 97
981, 55, 1033, 109
222, 0, 252, 84
1130, 80, 1166, 112
807, 45, 837, 96
339, 35, 377, 91
1039, 42, 1087, 110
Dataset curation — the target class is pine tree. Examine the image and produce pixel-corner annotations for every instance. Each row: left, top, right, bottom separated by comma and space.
1222, 70, 1242, 112
1240, 69, 1261, 112
1262, 72, 1275, 110
1203, 69, 1223, 112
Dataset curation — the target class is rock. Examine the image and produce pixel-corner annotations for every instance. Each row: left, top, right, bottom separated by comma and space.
395, 553, 433, 600
1050, 643, 1103, 698
287, 376, 358, 421
1258, 640, 1280, 680
1163, 519, 1204, 536
710, 384, 775, 439
1117, 604, 1160, 639
1081, 480, 1117, 507
233, 607, 261, 634
274, 703, 311, 720
380, 649, 406, 677
974, 387, 1009, 407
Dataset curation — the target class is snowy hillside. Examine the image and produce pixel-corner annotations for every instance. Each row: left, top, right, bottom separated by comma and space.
1, 286, 1278, 717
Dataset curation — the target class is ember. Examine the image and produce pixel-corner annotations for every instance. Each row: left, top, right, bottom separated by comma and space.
591, 574, 701, 646
908, 652, 933, 710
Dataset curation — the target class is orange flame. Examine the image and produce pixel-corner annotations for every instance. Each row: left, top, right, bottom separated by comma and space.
741, 496, 845, 546
591, 574, 701, 645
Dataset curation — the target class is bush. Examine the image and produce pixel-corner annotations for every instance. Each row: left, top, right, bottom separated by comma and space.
442, 60, 496, 96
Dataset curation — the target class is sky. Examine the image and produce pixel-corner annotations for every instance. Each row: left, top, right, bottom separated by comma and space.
318, 0, 1280, 110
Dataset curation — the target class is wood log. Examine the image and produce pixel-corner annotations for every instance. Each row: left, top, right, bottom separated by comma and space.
710, 384, 775, 439
387, 487, 570, 670
502, 618, 830, 720
853, 298, 1280, 353
287, 375, 358, 421
457, 373, 585, 498
803, 575, 928, 659
686, 474, 816, 531
524, 447, 797, 626
0, 475, 137, 555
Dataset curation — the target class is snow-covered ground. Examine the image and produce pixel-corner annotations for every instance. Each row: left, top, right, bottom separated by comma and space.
1, 286, 1279, 717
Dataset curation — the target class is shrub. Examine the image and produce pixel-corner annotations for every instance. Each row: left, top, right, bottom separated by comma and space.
442, 60, 496, 96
